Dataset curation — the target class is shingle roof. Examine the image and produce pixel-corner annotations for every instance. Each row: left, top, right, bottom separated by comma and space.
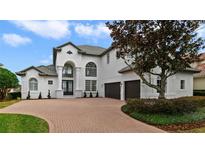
118, 66, 200, 74
36, 65, 57, 76
77, 45, 106, 56
16, 65, 57, 77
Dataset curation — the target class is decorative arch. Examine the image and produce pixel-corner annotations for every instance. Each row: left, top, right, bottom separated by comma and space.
85, 62, 97, 77
63, 62, 74, 77
29, 78, 38, 91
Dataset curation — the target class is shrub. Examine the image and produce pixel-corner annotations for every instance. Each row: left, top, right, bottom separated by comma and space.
26, 91, 30, 100
96, 91, 99, 97
89, 92, 93, 98
7, 92, 21, 99
47, 90, 51, 99
38, 92, 42, 99
84, 92, 87, 98
126, 98, 198, 115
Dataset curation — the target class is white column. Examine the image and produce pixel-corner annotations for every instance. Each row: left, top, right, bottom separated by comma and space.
57, 66, 63, 90
75, 67, 81, 90
120, 81, 125, 101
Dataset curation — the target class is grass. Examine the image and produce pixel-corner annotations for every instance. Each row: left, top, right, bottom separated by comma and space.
122, 105, 205, 125
0, 113, 49, 133
181, 127, 205, 133
0, 99, 20, 109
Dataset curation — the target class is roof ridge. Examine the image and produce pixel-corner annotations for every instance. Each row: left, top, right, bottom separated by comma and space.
77, 44, 107, 49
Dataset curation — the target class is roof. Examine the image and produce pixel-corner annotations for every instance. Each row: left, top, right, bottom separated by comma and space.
53, 41, 108, 66
77, 45, 106, 56
194, 71, 205, 78
198, 52, 205, 62
16, 65, 57, 77
118, 66, 200, 74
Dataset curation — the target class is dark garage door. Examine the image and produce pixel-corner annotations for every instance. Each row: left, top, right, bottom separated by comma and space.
125, 80, 140, 100
105, 82, 120, 99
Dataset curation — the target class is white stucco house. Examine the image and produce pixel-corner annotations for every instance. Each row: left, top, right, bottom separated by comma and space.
16, 41, 198, 100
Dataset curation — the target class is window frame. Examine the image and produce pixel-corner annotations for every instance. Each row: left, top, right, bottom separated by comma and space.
85, 80, 97, 91
29, 78, 38, 91
48, 80, 53, 85
63, 63, 73, 77
85, 62, 97, 77
107, 53, 110, 64
180, 80, 185, 90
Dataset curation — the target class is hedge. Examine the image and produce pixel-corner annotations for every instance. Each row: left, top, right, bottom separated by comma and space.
125, 98, 205, 115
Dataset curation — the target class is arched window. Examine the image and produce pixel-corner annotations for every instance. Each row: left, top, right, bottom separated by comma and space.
29, 78, 38, 91
85, 62, 97, 77
63, 63, 73, 77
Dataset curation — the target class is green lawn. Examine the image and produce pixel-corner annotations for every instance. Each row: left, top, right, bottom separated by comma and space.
0, 114, 49, 133
0, 99, 20, 109
122, 105, 205, 125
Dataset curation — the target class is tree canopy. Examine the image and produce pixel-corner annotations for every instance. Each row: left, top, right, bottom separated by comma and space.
0, 67, 19, 100
106, 20, 204, 99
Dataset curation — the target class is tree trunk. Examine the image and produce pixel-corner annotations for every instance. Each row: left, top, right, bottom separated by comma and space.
158, 78, 166, 99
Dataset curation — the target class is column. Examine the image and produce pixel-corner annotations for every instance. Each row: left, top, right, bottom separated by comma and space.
57, 66, 63, 90
75, 67, 81, 90
120, 81, 125, 101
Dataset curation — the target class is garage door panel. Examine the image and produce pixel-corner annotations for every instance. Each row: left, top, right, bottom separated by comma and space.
105, 82, 120, 99
125, 80, 140, 100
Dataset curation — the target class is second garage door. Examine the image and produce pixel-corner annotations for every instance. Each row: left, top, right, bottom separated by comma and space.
125, 80, 140, 100
105, 82, 120, 99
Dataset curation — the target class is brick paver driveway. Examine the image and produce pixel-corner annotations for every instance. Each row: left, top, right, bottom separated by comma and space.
0, 98, 164, 133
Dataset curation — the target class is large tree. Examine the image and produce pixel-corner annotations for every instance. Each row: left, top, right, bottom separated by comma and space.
106, 20, 204, 99
0, 67, 19, 100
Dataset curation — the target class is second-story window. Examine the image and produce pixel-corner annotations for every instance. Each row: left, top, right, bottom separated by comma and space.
85, 62, 97, 77
107, 53, 110, 64
63, 63, 73, 77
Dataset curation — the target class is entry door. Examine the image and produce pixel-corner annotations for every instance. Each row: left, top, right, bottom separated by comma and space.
62, 80, 73, 95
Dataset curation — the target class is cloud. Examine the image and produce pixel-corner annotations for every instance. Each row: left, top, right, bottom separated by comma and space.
40, 54, 52, 64
2, 33, 31, 47
197, 24, 205, 38
11, 20, 70, 39
74, 23, 110, 38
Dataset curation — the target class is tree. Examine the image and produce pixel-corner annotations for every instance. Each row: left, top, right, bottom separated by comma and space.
0, 67, 19, 100
106, 20, 204, 99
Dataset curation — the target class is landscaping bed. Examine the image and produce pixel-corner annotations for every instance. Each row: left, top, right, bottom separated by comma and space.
0, 113, 49, 133
121, 96, 205, 132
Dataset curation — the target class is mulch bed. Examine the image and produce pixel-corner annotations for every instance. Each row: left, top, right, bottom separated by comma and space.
155, 120, 205, 132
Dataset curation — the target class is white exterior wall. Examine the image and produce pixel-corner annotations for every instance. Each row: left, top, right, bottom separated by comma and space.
21, 69, 58, 99
19, 43, 194, 99
55, 44, 101, 97
99, 48, 194, 99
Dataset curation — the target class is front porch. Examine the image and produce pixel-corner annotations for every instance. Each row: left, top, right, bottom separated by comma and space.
55, 61, 83, 98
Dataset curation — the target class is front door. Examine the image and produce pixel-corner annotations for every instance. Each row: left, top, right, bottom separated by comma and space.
62, 80, 73, 95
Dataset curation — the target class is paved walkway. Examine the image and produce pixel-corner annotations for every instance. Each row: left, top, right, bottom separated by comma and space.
0, 98, 165, 133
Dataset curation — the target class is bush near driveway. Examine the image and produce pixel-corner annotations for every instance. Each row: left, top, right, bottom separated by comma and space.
122, 97, 205, 128
125, 98, 202, 115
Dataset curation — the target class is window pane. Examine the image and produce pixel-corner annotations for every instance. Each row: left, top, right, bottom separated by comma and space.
107, 53, 110, 64
85, 80, 91, 91
85, 62, 97, 77
92, 80, 97, 91
180, 80, 185, 89
29, 78, 38, 91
